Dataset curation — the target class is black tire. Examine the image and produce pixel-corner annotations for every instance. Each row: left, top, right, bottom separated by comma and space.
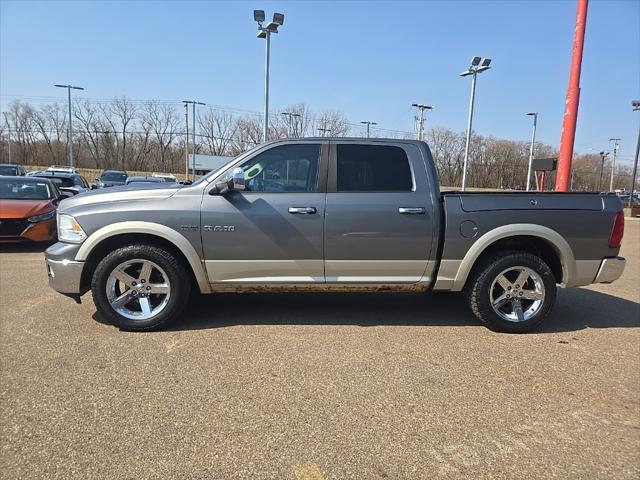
465, 251, 557, 333
91, 244, 190, 331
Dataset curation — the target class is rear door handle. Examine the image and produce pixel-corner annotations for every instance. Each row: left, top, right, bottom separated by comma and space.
288, 207, 317, 214
398, 207, 426, 215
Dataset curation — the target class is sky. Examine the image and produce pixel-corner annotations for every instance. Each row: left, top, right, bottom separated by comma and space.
1, 0, 638, 165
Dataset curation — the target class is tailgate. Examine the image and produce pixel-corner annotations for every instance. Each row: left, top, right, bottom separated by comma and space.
459, 194, 604, 212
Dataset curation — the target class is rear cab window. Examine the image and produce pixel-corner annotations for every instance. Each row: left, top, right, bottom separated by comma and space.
336, 144, 413, 192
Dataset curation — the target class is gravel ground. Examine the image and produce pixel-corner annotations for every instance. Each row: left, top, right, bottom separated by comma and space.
1, 221, 638, 479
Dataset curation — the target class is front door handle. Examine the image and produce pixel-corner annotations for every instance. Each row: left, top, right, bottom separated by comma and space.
288, 207, 317, 214
398, 207, 426, 215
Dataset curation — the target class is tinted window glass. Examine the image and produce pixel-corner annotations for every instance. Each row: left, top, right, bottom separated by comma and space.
240, 144, 321, 193
39, 176, 75, 187
337, 145, 412, 192
0, 166, 20, 176
101, 172, 127, 182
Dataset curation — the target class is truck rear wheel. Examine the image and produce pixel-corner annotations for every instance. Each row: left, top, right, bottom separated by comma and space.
465, 251, 557, 333
91, 244, 190, 331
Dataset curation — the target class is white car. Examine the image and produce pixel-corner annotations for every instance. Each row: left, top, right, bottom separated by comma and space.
47, 166, 79, 174
151, 172, 177, 182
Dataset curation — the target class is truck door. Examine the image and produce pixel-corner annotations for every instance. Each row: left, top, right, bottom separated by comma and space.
201, 142, 328, 284
324, 141, 434, 283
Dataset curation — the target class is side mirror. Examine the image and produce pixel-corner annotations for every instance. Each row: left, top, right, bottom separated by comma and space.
211, 167, 245, 195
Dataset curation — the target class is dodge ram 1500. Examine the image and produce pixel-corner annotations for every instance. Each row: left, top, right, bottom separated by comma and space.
45, 138, 626, 332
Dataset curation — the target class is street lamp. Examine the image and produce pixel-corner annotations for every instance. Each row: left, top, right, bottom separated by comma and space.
411, 103, 433, 141
361, 121, 377, 138
183, 100, 206, 180
54, 84, 84, 168
281, 112, 301, 137
525, 112, 538, 191
254, 10, 284, 143
460, 56, 491, 191
629, 100, 640, 210
608, 138, 620, 192
599, 151, 610, 191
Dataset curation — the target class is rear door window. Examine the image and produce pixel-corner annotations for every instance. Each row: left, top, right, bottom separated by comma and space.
336, 144, 412, 192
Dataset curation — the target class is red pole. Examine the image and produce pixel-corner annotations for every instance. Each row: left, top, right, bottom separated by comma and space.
555, 0, 589, 192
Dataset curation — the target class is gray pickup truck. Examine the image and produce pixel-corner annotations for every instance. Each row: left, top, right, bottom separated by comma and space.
44, 138, 626, 333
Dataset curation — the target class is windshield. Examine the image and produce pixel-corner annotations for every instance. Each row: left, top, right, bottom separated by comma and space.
0, 165, 20, 176
101, 172, 127, 182
0, 178, 53, 200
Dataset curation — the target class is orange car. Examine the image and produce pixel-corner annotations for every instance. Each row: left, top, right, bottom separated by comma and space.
0, 176, 66, 243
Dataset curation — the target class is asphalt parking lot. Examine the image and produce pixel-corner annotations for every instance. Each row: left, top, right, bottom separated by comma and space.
1, 221, 639, 480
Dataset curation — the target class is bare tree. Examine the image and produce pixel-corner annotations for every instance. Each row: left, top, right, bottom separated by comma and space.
31, 103, 67, 165
102, 97, 137, 170
198, 108, 237, 156
230, 115, 263, 155
313, 110, 350, 137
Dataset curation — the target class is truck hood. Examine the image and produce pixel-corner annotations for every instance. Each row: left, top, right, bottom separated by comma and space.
58, 184, 182, 214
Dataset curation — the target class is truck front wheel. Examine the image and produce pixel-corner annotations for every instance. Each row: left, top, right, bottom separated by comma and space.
91, 244, 191, 331
465, 251, 557, 333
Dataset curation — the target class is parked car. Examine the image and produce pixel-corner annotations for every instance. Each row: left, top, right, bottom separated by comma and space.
32, 171, 91, 196
95, 170, 128, 188
44, 138, 626, 333
0, 164, 27, 176
151, 172, 178, 182
125, 176, 169, 187
622, 195, 640, 217
0, 176, 70, 243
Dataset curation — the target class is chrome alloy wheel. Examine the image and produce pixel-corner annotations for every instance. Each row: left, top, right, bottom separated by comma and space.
489, 266, 545, 323
106, 259, 171, 321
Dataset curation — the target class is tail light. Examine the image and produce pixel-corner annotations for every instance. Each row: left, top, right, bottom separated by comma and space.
609, 211, 624, 248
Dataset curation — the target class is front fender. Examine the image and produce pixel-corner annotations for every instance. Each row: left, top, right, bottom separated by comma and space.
75, 221, 211, 293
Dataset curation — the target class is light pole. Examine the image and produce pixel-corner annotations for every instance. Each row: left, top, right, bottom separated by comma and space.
281, 112, 301, 137
2, 112, 11, 163
183, 100, 206, 180
598, 151, 610, 191
183, 103, 189, 178
630, 100, 640, 210
54, 84, 84, 168
526, 112, 538, 191
608, 138, 620, 192
254, 10, 284, 143
460, 57, 491, 191
411, 103, 433, 141
361, 121, 377, 138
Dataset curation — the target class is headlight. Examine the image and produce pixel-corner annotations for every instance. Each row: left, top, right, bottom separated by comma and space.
57, 213, 87, 243
28, 210, 56, 223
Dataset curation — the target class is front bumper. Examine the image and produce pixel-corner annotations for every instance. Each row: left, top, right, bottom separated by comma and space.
46, 257, 85, 295
594, 256, 626, 284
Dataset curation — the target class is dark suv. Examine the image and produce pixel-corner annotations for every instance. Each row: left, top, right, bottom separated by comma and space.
32, 171, 91, 196
96, 170, 128, 188
0, 164, 27, 176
